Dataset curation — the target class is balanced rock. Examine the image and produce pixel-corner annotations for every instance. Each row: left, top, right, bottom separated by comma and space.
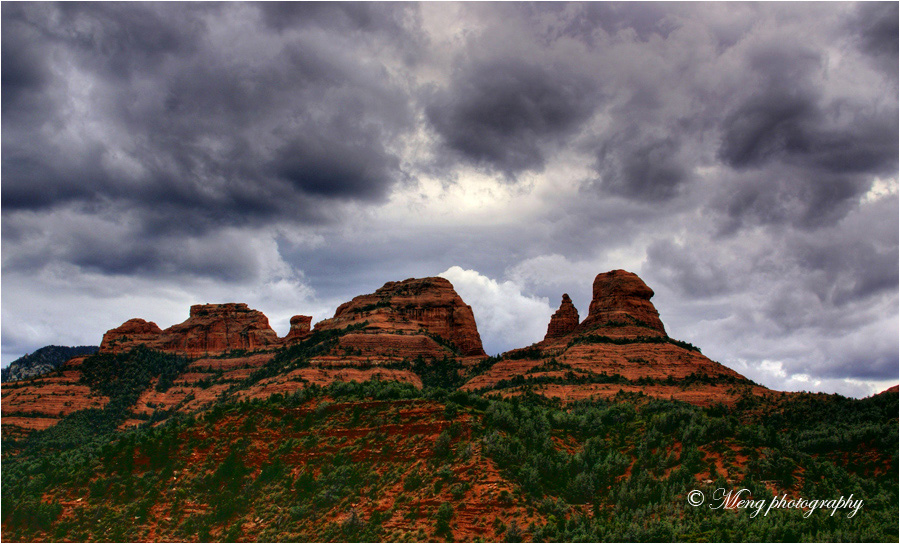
544, 294, 580, 340
285, 315, 313, 342
577, 270, 666, 335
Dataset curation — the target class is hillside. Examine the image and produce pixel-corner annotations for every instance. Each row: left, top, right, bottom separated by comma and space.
1, 345, 98, 383
1, 270, 897, 542
3, 381, 897, 542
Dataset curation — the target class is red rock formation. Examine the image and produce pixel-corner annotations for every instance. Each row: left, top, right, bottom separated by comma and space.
7, 268, 786, 438
99, 318, 163, 352
285, 315, 313, 342
99, 303, 282, 357
315, 277, 486, 357
464, 269, 762, 406
544, 294, 579, 339
577, 269, 666, 336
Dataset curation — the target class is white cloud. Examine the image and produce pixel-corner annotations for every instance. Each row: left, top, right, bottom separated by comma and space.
730, 358, 897, 398
438, 266, 553, 355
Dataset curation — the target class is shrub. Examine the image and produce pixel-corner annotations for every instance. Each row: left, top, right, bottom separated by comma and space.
434, 502, 454, 535
403, 468, 424, 491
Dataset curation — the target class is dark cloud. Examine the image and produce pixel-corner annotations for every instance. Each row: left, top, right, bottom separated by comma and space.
719, 86, 897, 176
850, 2, 899, 77
256, 3, 426, 70
1, 206, 270, 284
1, 154, 100, 210
713, 165, 894, 234
519, 2, 676, 45
718, 89, 817, 169
69, 237, 260, 283
645, 197, 898, 358
258, 2, 414, 35
52, 2, 206, 80
821, 352, 898, 381
645, 240, 731, 298
426, 58, 601, 177
715, 62, 897, 230
273, 133, 399, 200
2, 2, 414, 231
593, 131, 688, 201
1, 14, 50, 112
790, 207, 899, 307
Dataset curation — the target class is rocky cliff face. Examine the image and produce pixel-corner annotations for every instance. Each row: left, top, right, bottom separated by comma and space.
99, 303, 282, 357
314, 277, 486, 357
544, 294, 580, 340
2, 355, 109, 440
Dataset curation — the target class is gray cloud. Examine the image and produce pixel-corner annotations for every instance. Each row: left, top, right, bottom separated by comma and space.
644, 193, 898, 386
719, 85, 896, 177
426, 58, 601, 177
707, 18, 897, 233
2, 2, 414, 226
258, 2, 417, 35
1, 15, 50, 112
594, 131, 689, 201
850, 2, 899, 77
273, 131, 400, 200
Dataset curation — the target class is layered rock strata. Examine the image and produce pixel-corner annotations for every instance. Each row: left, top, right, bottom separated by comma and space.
99, 278, 485, 361
100, 303, 282, 357
314, 277, 486, 357
4, 269, 782, 444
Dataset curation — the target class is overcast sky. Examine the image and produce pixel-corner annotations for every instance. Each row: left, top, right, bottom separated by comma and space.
3, 2, 897, 397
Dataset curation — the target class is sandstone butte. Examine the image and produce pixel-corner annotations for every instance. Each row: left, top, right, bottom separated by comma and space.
98, 278, 485, 360
460, 270, 771, 405
3, 270, 784, 440
313, 276, 486, 359
99, 303, 291, 357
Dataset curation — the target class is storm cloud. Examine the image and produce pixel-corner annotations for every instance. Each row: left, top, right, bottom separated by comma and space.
426, 58, 601, 176
2, 2, 897, 397
2, 2, 414, 224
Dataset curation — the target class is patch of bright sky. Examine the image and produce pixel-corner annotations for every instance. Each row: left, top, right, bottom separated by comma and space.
861, 176, 898, 204
417, 2, 470, 86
